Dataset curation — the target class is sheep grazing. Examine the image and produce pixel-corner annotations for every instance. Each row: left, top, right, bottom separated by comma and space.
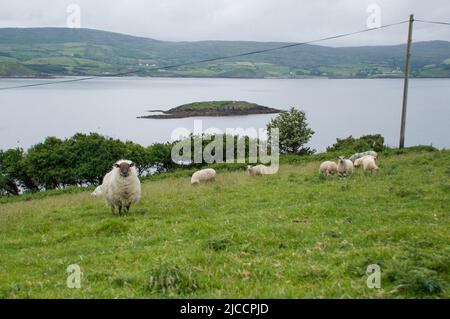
349, 151, 378, 163
246, 164, 271, 176
354, 155, 379, 172
337, 156, 354, 177
93, 159, 141, 215
191, 168, 216, 186
319, 161, 338, 176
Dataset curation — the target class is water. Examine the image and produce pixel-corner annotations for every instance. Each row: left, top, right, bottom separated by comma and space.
0, 77, 449, 152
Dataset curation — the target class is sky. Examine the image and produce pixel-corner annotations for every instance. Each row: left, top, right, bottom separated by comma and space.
0, 0, 449, 46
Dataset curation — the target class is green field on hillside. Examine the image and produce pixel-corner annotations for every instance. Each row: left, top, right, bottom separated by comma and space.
0, 149, 449, 298
1, 28, 450, 78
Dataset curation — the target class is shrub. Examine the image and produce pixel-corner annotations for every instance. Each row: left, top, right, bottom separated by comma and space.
267, 107, 314, 155
1, 149, 29, 195
326, 134, 385, 153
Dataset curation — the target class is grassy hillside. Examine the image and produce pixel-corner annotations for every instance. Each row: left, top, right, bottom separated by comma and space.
0, 149, 449, 298
1, 28, 450, 78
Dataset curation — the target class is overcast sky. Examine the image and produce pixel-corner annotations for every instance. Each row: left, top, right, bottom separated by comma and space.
0, 0, 449, 46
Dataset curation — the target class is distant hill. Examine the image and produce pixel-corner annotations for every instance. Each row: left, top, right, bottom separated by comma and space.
1, 27, 450, 78
139, 101, 282, 119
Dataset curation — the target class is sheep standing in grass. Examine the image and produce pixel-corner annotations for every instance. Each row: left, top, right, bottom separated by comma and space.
354, 155, 379, 172
191, 168, 216, 186
319, 161, 338, 176
92, 159, 141, 215
337, 156, 354, 177
246, 164, 270, 176
349, 151, 378, 163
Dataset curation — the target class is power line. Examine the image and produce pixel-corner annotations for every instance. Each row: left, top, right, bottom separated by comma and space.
415, 19, 450, 26
0, 20, 409, 91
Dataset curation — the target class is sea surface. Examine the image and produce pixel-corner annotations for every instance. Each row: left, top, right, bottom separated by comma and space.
0, 77, 449, 151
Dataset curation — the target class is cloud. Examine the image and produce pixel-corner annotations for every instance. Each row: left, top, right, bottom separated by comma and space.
0, 0, 449, 46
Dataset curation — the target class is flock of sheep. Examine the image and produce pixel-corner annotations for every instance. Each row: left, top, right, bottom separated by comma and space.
92, 150, 378, 215
320, 151, 379, 177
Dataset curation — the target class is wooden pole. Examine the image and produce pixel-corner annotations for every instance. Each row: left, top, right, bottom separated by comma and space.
399, 14, 414, 148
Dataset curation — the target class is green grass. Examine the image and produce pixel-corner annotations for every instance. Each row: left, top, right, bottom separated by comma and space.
170, 101, 272, 112
0, 150, 449, 298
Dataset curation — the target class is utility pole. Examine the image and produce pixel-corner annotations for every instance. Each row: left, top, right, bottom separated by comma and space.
399, 14, 414, 148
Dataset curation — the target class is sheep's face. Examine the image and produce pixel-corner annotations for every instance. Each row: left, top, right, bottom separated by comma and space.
337, 156, 345, 164
114, 161, 135, 177
246, 165, 252, 171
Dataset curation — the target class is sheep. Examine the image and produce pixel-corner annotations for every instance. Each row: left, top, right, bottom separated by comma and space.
246, 164, 270, 176
93, 159, 141, 215
319, 161, 338, 176
91, 185, 103, 196
349, 151, 378, 163
337, 156, 354, 177
191, 168, 216, 186
354, 155, 379, 172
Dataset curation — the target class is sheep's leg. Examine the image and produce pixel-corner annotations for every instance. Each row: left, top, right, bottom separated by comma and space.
111, 206, 116, 215
125, 204, 131, 213
118, 205, 122, 216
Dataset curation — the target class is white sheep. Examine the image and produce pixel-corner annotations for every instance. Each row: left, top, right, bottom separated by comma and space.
93, 159, 141, 215
191, 168, 216, 186
91, 185, 104, 196
246, 164, 271, 176
354, 155, 379, 172
319, 161, 338, 176
349, 151, 378, 163
337, 156, 354, 177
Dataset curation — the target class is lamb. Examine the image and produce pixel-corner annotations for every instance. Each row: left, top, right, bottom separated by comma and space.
354, 155, 379, 172
349, 151, 378, 163
319, 161, 338, 176
246, 164, 271, 176
337, 156, 354, 177
191, 168, 216, 186
92, 159, 141, 215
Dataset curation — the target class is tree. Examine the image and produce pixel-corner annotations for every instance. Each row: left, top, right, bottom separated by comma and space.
267, 107, 314, 154
125, 141, 153, 176
0, 148, 37, 193
147, 142, 175, 172
26, 137, 75, 189
68, 133, 128, 184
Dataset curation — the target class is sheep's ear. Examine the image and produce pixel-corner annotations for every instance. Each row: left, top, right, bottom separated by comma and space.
130, 162, 135, 167
114, 163, 119, 168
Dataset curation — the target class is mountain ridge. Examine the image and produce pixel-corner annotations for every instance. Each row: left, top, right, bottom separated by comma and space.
1, 27, 449, 78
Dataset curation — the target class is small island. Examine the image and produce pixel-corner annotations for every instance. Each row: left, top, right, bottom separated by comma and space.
138, 101, 283, 119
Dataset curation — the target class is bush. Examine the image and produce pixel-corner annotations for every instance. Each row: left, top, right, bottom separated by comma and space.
1, 132, 275, 195
326, 134, 385, 154
0, 148, 37, 195
267, 107, 314, 155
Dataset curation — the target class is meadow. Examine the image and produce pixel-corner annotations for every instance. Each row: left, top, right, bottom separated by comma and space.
0, 148, 449, 298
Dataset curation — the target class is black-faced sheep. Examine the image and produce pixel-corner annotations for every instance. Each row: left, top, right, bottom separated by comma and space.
337, 156, 354, 177
92, 159, 141, 215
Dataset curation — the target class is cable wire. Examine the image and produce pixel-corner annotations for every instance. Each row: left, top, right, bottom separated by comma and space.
415, 19, 450, 26
0, 20, 409, 91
